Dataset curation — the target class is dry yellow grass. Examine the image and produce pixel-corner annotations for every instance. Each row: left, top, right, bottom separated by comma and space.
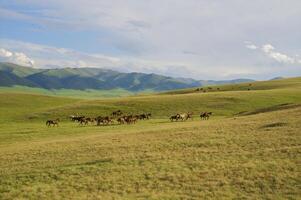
0, 106, 300, 199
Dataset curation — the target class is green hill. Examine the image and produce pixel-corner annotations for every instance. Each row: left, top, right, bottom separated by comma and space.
0, 62, 254, 93
1, 76, 300, 123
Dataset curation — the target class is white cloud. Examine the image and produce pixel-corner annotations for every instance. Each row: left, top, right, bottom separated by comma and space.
262, 44, 274, 53
1, 0, 301, 79
261, 44, 296, 64
0, 48, 35, 67
0, 48, 13, 57
244, 41, 258, 50
246, 43, 300, 65
262, 44, 297, 64
1, 39, 264, 79
246, 44, 258, 50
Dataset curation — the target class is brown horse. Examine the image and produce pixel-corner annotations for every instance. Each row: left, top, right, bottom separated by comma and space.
200, 112, 212, 120
125, 116, 138, 124
70, 115, 85, 122
96, 116, 113, 126
46, 118, 60, 127
138, 113, 151, 120
117, 117, 126, 124
112, 110, 123, 117
78, 117, 95, 126
186, 112, 193, 120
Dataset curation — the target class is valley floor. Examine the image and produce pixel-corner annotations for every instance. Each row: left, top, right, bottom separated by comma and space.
0, 106, 300, 199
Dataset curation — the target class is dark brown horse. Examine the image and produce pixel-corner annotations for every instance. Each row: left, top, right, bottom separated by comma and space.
170, 114, 180, 122
70, 115, 85, 122
200, 112, 212, 120
46, 118, 60, 127
112, 110, 123, 117
138, 113, 151, 120
78, 117, 95, 126
96, 116, 113, 126
125, 116, 138, 124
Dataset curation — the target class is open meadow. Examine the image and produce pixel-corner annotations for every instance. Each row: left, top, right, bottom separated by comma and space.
0, 77, 300, 199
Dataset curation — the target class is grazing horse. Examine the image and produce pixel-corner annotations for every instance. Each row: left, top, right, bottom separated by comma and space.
200, 112, 212, 120
46, 118, 60, 127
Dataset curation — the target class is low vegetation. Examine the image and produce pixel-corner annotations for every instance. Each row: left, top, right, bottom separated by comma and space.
0, 77, 300, 199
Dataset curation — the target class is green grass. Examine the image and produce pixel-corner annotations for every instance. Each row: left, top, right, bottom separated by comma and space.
0, 86, 134, 98
0, 77, 300, 199
163, 76, 301, 94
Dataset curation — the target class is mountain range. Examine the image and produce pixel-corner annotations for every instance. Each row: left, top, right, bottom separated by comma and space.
0, 62, 254, 92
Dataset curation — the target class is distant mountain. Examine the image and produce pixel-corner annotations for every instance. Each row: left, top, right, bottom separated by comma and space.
0, 62, 254, 92
270, 76, 284, 80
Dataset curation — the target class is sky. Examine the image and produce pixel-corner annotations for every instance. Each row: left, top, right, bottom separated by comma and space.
0, 0, 301, 80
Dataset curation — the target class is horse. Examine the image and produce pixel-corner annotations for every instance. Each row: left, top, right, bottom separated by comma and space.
78, 118, 88, 126
71, 115, 85, 122
186, 112, 193, 120
78, 117, 94, 126
96, 116, 113, 126
178, 113, 190, 121
117, 117, 126, 124
112, 110, 123, 117
46, 118, 60, 127
138, 113, 151, 120
125, 116, 137, 124
170, 114, 180, 122
85, 117, 95, 124
200, 112, 212, 120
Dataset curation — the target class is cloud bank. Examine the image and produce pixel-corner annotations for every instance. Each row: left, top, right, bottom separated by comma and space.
0, 0, 301, 79
0, 48, 35, 67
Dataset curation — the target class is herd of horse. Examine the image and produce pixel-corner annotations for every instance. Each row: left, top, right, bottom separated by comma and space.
46, 110, 212, 127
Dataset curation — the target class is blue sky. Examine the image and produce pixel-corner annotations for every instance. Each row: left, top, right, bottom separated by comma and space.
0, 0, 301, 80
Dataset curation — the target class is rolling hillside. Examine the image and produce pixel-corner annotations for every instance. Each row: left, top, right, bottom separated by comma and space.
1, 76, 300, 123
0, 62, 254, 92
0, 77, 300, 199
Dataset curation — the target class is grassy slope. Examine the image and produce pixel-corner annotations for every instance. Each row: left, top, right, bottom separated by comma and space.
1, 77, 300, 122
0, 77, 300, 199
0, 86, 134, 99
163, 76, 301, 94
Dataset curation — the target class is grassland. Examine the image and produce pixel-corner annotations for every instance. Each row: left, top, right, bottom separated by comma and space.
0, 77, 300, 199
0, 86, 134, 99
